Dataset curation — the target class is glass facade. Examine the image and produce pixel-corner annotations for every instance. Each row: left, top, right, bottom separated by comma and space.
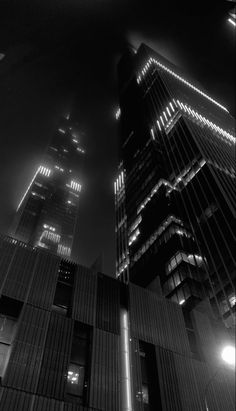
115, 44, 235, 327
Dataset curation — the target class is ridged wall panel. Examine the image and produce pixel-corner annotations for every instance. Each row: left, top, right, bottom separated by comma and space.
27, 250, 60, 309
89, 328, 120, 411
155, 346, 182, 411
129, 283, 190, 355
3, 305, 50, 392
174, 352, 235, 411
1, 246, 36, 301
96, 274, 120, 334
0, 387, 32, 410
0, 237, 17, 289
37, 312, 73, 399
72, 265, 97, 326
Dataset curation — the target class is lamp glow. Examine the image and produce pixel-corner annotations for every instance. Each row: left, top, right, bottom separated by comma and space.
221, 346, 235, 366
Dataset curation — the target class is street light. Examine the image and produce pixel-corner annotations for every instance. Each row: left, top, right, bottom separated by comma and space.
204, 345, 235, 411
221, 345, 235, 366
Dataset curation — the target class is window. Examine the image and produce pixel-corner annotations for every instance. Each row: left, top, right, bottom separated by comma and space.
183, 309, 201, 360
0, 297, 22, 377
66, 322, 91, 404
138, 341, 162, 410
52, 262, 75, 315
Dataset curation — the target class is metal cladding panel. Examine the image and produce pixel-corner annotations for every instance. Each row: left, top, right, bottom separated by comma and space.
27, 250, 60, 309
63, 404, 95, 411
1, 243, 36, 301
3, 305, 50, 392
89, 328, 120, 411
96, 274, 120, 334
173, 353, 235, 411
0, 237, 17, 288
130, 338, 143, 411
192, 309, 218, 363
129, 283, 190, 355
0, 387, 32, 411
33, 395, 63, 411
37, 312, 73, 400
155, 346, 182, 411
72, 265, 97, 326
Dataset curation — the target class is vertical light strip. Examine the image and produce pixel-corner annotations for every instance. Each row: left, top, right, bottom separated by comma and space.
17, 167, 40, 211
120, 307, 133, 411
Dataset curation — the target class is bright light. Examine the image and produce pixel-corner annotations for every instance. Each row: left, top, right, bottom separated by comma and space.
221, 346, 235, 366
179, 299, 185, 305
228, 18, 236, 27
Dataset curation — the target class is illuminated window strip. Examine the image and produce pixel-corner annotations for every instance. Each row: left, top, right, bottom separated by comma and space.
70, 180, 82, 192
128, 215, 142, 235
115, 107, 121, 120
114, 171, 125, 194
133, 215, 184, 263
77, 147, 85, 154
39, 230, 61, 244
228, 18, 236, 27
39, 166, 51, 177
151, 100, 235, 144
137, 179, 175, 214
166, 251, 205, 275
128, 228, 140, 246
17, 168, 40, 211
57, 244, 71, 257
138, 57, 228, 112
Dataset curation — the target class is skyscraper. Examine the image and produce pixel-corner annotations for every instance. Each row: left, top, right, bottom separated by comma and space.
10, 114, 85, 259
115, 44, 235, 327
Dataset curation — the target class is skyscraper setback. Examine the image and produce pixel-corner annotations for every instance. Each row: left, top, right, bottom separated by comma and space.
115, 44, 235, 327
10, 114, 85, 259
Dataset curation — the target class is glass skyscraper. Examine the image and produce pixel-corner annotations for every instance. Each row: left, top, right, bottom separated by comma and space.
10, 114, 85, 259
115, 44, 235, 327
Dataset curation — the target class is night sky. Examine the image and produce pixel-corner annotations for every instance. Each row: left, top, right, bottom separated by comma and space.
0, 0, 235, 276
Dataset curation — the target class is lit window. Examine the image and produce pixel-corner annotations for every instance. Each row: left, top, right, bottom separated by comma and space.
66, 323, 90, 400
67, 364, 85, 396
142, 384, 149, 404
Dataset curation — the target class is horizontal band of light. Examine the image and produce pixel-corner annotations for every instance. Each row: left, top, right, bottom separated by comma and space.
77, 147, 85, 154
138, 57, 228, 113
57, 244, 71, 257
228, 17, 236, 27
58, 128, 65, 134
175, 100, 235, 143
128, 228, 140, 246
151, 99, 235, 144
55, 165, 64, 172
40, 230, 61, 244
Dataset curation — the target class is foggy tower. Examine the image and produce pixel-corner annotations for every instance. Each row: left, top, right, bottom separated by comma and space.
11, 114, 85, 259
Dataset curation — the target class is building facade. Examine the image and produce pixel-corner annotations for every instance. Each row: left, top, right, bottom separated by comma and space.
114, 44, 236, 327
0, 235, 235, 410
10, 114, 85, 259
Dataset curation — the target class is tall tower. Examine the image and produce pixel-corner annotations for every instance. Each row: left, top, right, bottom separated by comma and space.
11, 114, 85, 259
114, 44, 235, 327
